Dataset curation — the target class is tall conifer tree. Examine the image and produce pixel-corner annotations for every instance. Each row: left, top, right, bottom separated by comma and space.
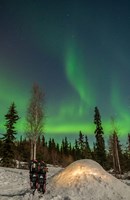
1, 102, 19, 167
94, 106, 106, 167
84, 135, 92, 159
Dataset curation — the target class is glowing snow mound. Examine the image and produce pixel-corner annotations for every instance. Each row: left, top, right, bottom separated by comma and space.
44, 159, 130, 200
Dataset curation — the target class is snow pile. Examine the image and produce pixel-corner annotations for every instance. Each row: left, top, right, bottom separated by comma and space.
43, 159, 130, 200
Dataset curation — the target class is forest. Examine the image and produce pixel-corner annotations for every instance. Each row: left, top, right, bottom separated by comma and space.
0, 102, 130, 174
0, 85, 130, 174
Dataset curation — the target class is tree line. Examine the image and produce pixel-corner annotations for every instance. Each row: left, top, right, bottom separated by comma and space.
0, 85, 130, 174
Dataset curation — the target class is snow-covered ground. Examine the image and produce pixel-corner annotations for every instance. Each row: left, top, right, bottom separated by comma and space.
0, 159, 130, 200
0, 164, 62, 200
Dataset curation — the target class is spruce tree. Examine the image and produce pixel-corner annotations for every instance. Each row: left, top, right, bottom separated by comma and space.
78, 131, 85, 158
94, 106, 106, 167
84, 135, 92, 159
1, 102, 19, 167
123, 141, 130, 172
0, 139, 2, 157
128, 133, 130, 152
127, 133, 130, 171
74, 139, 80, 160
61, 137, 69, 156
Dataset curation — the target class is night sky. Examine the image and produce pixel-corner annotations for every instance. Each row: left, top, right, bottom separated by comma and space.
0, 0, 130, 143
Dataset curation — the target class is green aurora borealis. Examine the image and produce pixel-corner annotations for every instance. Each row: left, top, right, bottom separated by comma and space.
0, 1, 130, 142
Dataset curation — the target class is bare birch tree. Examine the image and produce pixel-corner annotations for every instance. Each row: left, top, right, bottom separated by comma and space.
26, 83, 45, 160
110, 117, 121, 175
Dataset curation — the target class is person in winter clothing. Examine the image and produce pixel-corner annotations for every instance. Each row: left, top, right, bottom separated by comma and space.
29, 160, 48, 194
37, 160, 48, 192
29, 159, 38, 190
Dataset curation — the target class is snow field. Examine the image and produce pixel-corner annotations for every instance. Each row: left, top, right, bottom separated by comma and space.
0, 159, 130, 200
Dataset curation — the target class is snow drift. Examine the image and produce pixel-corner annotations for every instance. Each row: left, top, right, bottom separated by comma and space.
43, 159, 130, 200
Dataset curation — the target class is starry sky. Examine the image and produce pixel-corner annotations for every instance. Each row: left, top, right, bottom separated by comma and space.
0, 0, 130, 144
